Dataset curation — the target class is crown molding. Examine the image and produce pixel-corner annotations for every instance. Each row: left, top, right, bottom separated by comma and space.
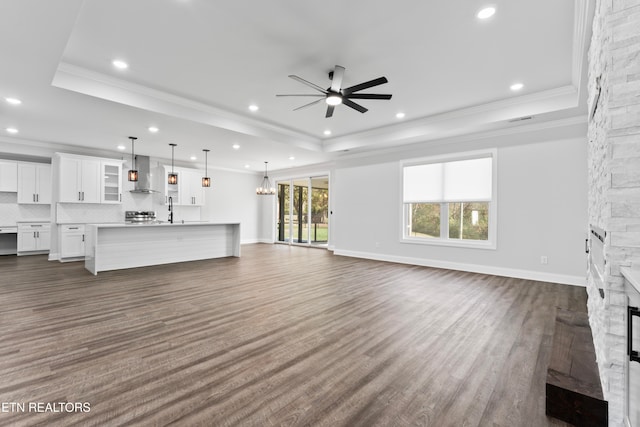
333, 115, 587, 166
571, 0, 595, 91
322, 85, 579, 152
52, 62, 323, 152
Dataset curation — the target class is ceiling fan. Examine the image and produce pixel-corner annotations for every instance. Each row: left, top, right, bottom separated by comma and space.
277, 65, 392, 118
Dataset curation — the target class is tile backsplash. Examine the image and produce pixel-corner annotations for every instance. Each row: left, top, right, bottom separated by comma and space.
55, 203, 124, 224
0, 192, 51, 225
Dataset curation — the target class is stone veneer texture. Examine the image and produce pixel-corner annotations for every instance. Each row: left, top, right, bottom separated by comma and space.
587, 0, 640, 425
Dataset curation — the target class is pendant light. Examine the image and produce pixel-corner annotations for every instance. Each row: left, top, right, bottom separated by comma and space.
202, 149, 211, 187
168, 143, 178, 185
127, 136, 138, 182
256, 161, 276, 195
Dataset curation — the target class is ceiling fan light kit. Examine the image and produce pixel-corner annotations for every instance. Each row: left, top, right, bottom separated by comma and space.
326, 94, 342, 106
277, 65, 392, 118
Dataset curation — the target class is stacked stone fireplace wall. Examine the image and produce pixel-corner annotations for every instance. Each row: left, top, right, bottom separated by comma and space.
587, 0, 640, 424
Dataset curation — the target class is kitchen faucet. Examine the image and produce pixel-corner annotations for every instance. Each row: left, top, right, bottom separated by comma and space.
168, 196, 174, 224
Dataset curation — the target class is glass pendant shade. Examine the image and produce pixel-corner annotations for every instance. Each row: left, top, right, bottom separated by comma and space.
256, 161, 276, 195
128, 136, 138, 182
202, 149, 211, 188
168, 143, 178, 185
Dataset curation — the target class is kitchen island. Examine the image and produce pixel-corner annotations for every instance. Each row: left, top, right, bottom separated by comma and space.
84, 222, 240, 275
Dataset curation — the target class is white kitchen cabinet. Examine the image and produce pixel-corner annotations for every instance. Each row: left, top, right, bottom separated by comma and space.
0, 160, 18, 192
158, 165, 181, 205
17, 162, 51, 204
17, 222, 50, 254
181, 169, 205, 206
60, 224, 85, 260
157, 166, 204, 206
101, 160, 123, 204
58, 156, 101, 203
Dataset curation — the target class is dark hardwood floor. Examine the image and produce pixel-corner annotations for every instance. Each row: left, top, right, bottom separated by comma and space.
0, 244, 579, 426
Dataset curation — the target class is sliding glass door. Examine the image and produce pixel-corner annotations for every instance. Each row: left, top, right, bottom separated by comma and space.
276, 176, 329, 247
309, 177, 329, 245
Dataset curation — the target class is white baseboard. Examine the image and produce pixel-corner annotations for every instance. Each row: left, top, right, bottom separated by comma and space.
240, 239, 260, 245
256, 239, 274, 244
333, 249, 586, 287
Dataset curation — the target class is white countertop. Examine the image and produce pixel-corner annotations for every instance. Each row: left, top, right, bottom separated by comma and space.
87, 221, 239, 229
621, 267, 640, 294
16, 219, 50, 223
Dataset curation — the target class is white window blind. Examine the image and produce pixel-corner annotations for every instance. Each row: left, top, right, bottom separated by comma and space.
403, 157, 492, 203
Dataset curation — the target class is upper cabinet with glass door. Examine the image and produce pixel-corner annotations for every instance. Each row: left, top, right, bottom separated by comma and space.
101, 160, 123, 204
56, 153, 121, 204
157, 165, 181, 205
156, 165, 204, 206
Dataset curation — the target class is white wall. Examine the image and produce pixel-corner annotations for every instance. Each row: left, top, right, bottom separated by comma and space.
330, 137, 588, 285
200, 168, 261, 244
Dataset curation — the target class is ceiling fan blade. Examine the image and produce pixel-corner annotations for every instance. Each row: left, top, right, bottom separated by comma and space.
288, 75, 328, 94
330, 65, 345, 93
342, 98, 368, 114
346, 93, 392, 100
293, 98, 324, 111
342, 77, 388, 95
276, 94, 325, 97
326, 105, 335, 118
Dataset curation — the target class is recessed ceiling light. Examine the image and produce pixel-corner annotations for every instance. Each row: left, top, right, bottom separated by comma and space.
112, 59, 128, 69
190, 156, 197, 161
477, 6, 496, 19
232, 144, 240, 150
117, 145, 126, 150
510, 82, 524, 91
5, 97, 21, 105
396, 112, 406, 119
323, 130, 332, 136
6, 127, 18, 134
289, 156, 295, 160
148, 126, 159, 133
248, 104, 259, 112
244, 164, 250, 168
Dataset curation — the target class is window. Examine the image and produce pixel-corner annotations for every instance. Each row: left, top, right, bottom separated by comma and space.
401, 151, 496, 248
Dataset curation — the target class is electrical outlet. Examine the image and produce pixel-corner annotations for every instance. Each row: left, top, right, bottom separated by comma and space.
541, 256, 548, 265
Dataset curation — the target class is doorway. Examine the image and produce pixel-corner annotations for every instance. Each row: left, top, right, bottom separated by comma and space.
276, 176, 329, 247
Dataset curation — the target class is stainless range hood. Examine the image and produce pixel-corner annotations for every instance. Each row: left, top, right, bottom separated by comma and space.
130, 155, 159, 193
